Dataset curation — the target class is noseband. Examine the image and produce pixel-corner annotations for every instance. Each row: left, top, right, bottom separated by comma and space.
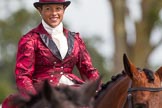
126, 81, 162, 108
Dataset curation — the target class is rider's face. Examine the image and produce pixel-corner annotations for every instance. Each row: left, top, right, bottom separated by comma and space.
38, 4, 65, 28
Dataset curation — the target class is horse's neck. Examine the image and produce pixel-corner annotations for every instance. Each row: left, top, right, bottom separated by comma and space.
95, 75, 131, 108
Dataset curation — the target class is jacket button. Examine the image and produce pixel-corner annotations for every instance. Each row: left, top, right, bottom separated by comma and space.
54, 62, 57, 64
60, 72, 63, 75
61, 66, 63, 69
50, 80, 53, 82
51, 75, 54, 77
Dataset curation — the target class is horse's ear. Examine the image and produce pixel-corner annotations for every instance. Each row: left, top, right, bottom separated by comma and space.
79, 77, 101, 105
43, 80, 53, 101
43, 80, 62, 106
123, 54, 140, 79
155, 67, 162, 81
123, 54, 133, 78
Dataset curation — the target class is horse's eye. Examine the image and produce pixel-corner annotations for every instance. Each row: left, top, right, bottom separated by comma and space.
134, 103, 147, 108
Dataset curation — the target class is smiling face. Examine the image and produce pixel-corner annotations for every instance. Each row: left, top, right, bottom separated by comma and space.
38, 4, 66, 28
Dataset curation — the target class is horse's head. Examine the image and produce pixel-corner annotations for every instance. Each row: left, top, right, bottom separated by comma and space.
123, 54, 162, 108
13, 78, 101, 108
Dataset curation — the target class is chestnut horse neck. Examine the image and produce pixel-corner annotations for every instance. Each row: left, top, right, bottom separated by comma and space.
95, 71, 131, 108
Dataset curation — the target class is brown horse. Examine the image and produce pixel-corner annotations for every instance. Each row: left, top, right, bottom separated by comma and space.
12, 54, 162, 108
95, 54, 162, 108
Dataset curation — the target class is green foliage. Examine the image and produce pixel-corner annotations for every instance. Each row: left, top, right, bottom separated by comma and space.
84, 37, 112, 82
0, 80, 16, 103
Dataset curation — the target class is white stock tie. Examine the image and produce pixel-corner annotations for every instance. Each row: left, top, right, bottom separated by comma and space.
52, 30, 68, 59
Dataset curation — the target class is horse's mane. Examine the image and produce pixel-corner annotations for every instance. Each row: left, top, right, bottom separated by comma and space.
95, 70, 126, 98
97, 68, 154, 94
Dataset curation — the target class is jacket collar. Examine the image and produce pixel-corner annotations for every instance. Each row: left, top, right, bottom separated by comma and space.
33, 23, 75, 61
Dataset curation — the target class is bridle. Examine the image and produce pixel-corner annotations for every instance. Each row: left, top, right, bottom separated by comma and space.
126, 81, 162, 108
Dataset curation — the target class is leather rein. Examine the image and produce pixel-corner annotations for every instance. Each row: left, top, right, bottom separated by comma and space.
126, 81, 162, 108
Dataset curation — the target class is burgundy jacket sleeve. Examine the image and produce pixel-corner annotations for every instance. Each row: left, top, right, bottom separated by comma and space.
75, 33, 100, 81
15, 33, 37, 95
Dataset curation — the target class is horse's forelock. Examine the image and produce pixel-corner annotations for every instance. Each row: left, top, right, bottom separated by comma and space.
143, 68, 155, 82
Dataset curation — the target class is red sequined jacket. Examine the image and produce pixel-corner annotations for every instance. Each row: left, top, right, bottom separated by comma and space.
15, 23, 100, 95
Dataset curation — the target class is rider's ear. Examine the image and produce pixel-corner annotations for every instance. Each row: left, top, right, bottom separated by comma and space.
43, 80, 53, 101
155, 67, 162, 81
